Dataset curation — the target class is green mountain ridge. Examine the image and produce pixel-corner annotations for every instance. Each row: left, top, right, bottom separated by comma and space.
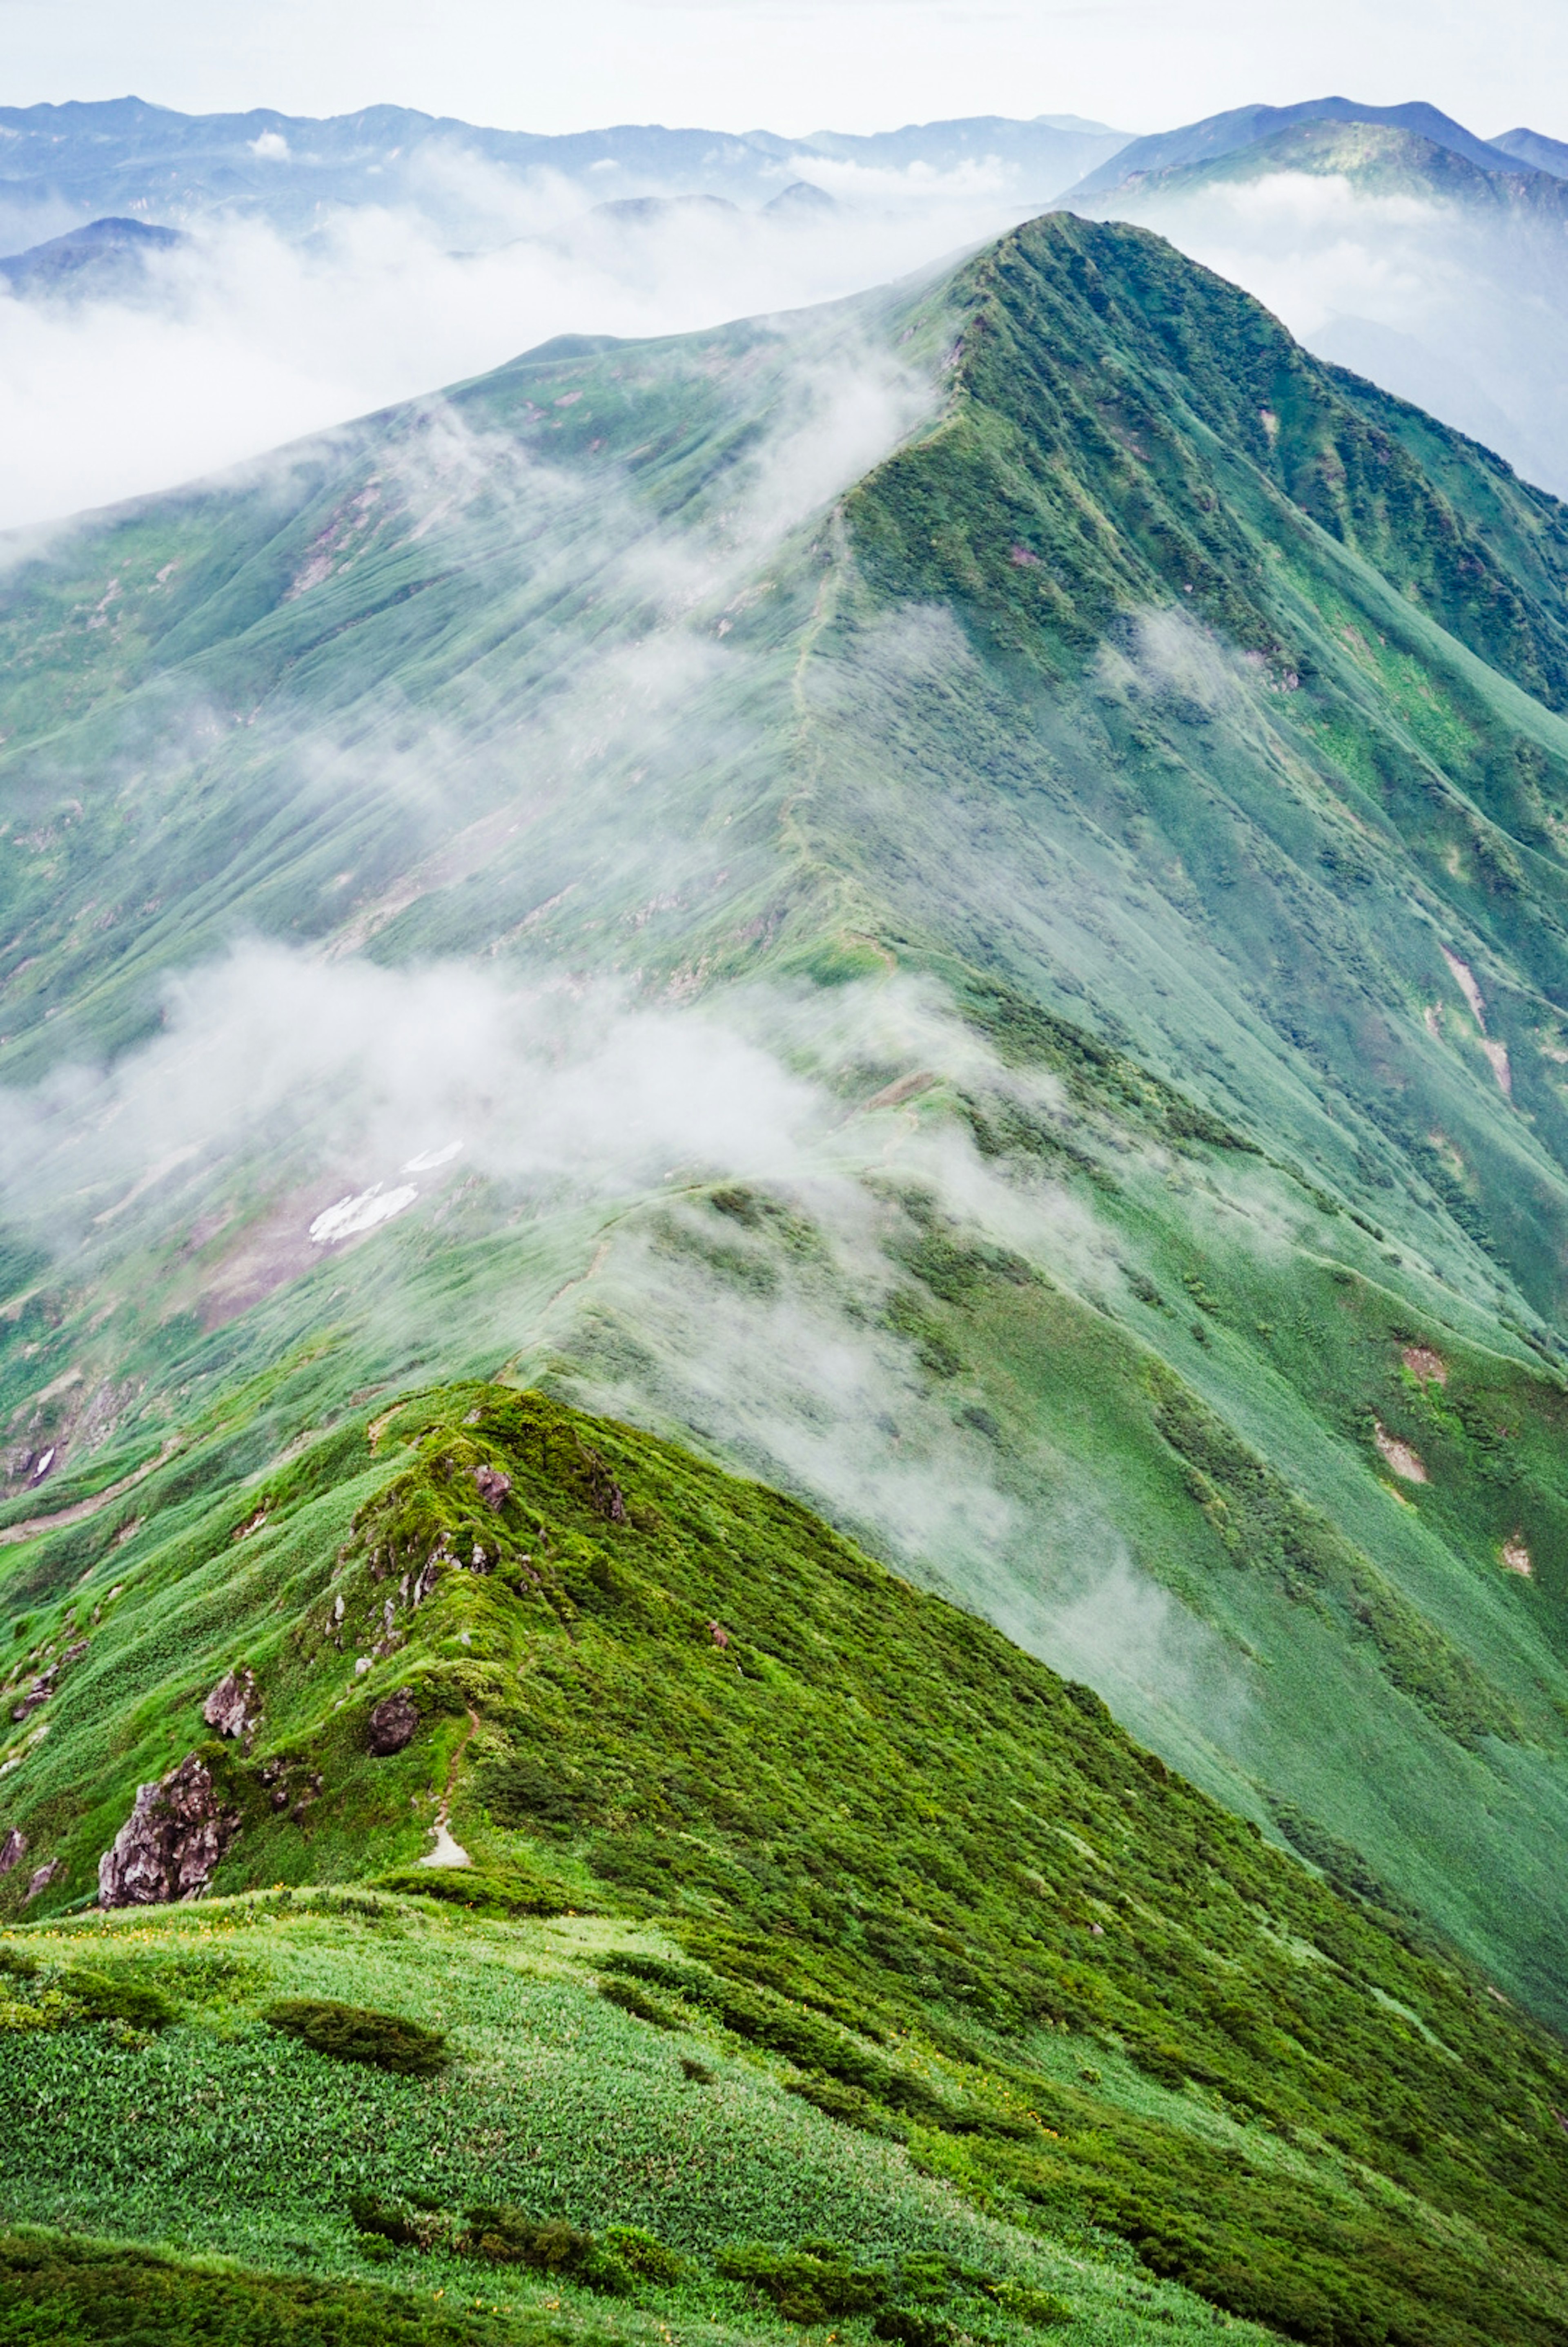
4, 209, 1568, 2333
2, 1381, 1567, 2347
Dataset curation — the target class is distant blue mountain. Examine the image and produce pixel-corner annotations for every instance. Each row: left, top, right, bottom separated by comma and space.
1068, 96, 1538, 197
0, 98, 1129, 246
0, 213, 185, 297
1490, 125, 1568, 179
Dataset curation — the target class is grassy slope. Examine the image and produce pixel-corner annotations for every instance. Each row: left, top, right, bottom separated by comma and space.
2, 1383, 1567, 2347
3, 216, 1568, 2030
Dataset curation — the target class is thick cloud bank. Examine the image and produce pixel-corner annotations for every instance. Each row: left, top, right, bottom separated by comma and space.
0, 158, 1029, 532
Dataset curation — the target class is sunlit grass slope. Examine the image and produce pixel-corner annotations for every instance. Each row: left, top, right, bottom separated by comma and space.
3, 1382, 1568, 2347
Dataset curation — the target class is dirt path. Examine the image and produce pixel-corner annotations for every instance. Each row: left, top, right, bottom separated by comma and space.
419, 1703, 480, 1869
0, 1437, 182, 1549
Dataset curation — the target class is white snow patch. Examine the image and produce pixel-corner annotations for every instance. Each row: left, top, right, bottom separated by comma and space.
420, 1821, 470, 1868
308, 1182, 418, 1245
403, 1141, 463, 1171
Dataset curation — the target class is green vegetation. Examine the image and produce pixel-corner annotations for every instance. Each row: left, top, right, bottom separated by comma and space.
265, 1998, 449, 2077
6, 208, 1568, 2345
4, 1385, 1566, 2347
0, 2228, 573, 2346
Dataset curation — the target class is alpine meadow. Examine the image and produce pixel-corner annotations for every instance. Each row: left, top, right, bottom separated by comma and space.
3, 121, 1568, 2347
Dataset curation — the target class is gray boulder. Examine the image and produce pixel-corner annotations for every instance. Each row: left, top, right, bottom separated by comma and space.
367, 1688, 419, 1755
202, 1666, 261, 1742
98, 1754, 239, 1907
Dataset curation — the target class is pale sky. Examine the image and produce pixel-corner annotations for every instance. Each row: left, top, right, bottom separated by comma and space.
1, 0, 1564, 141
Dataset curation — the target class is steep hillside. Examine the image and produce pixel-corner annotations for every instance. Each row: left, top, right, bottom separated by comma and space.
3, 214, 1568, 2046
3, 1384, 1567, 2347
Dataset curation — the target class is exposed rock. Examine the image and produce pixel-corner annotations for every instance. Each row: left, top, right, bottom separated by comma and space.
473, 1464, 512, 1510
368, 1687, 419, 1756
11, 1669, 54, 1721
97, 1754, 239, 1908
203, 1665, 261, 1741
24, 1858, 62, 1901
0, 1827, 27, 1876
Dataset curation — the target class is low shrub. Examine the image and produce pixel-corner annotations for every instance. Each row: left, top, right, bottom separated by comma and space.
786, 2075, 881, 2128
63, 1968, 176, 2032
989, 2279, 1076, 2328
373, 1865, 568, 1917
461, 2206, 629, 2291
264, 1998, 448, 2077
347, 2193, 453, 2254
0, 2226, 519, 2344
600, 1950, 712, 1997
874, 2309, 955, 2347
715, 2241, 891, 2322
602, 2225, 684, 2283
599, 1977, 684, 2029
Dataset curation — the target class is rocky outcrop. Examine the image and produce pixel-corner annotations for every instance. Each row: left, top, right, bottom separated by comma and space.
24, 1858, 62, 1901
203, 1666, 262, 1742
473, 1464, 512, 1510
97, 1754, 239, 1907
9, 1638, 88, 1723
0, 1827, 27, 1876
368, 1688, 419, 1755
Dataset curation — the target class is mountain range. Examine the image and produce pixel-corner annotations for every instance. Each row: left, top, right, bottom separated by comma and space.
0, 98, 1129, 245
3, 94, 1568, 2347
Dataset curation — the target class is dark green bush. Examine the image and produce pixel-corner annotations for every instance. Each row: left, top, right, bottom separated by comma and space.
989, 2280, 1076, 2328
461, 2206, 631, 2291
715, 2241, 892, 2322
63, 1968, 176, 2032
874, 2309, 955, 2347
0, 1945, 39, 1980
0, 2227, 517, 2343
786, 2075, 880, 2128
264, 1998, 448, 2077
599, 1977, 683, 2029
347, 2193, 454, 2255
602, 2225, 684, 2283
600, 1950, 710, 1997
464, 2206, 592, 2271
373, 1865, 567, 1917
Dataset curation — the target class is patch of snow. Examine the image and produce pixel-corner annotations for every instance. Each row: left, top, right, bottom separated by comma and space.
403, 1141, 463, 1171
308, 1182, 418, 1245
420, 1821, 470, 1868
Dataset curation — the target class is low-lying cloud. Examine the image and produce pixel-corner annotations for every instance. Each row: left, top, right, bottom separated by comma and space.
0, 153, 1024, 534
